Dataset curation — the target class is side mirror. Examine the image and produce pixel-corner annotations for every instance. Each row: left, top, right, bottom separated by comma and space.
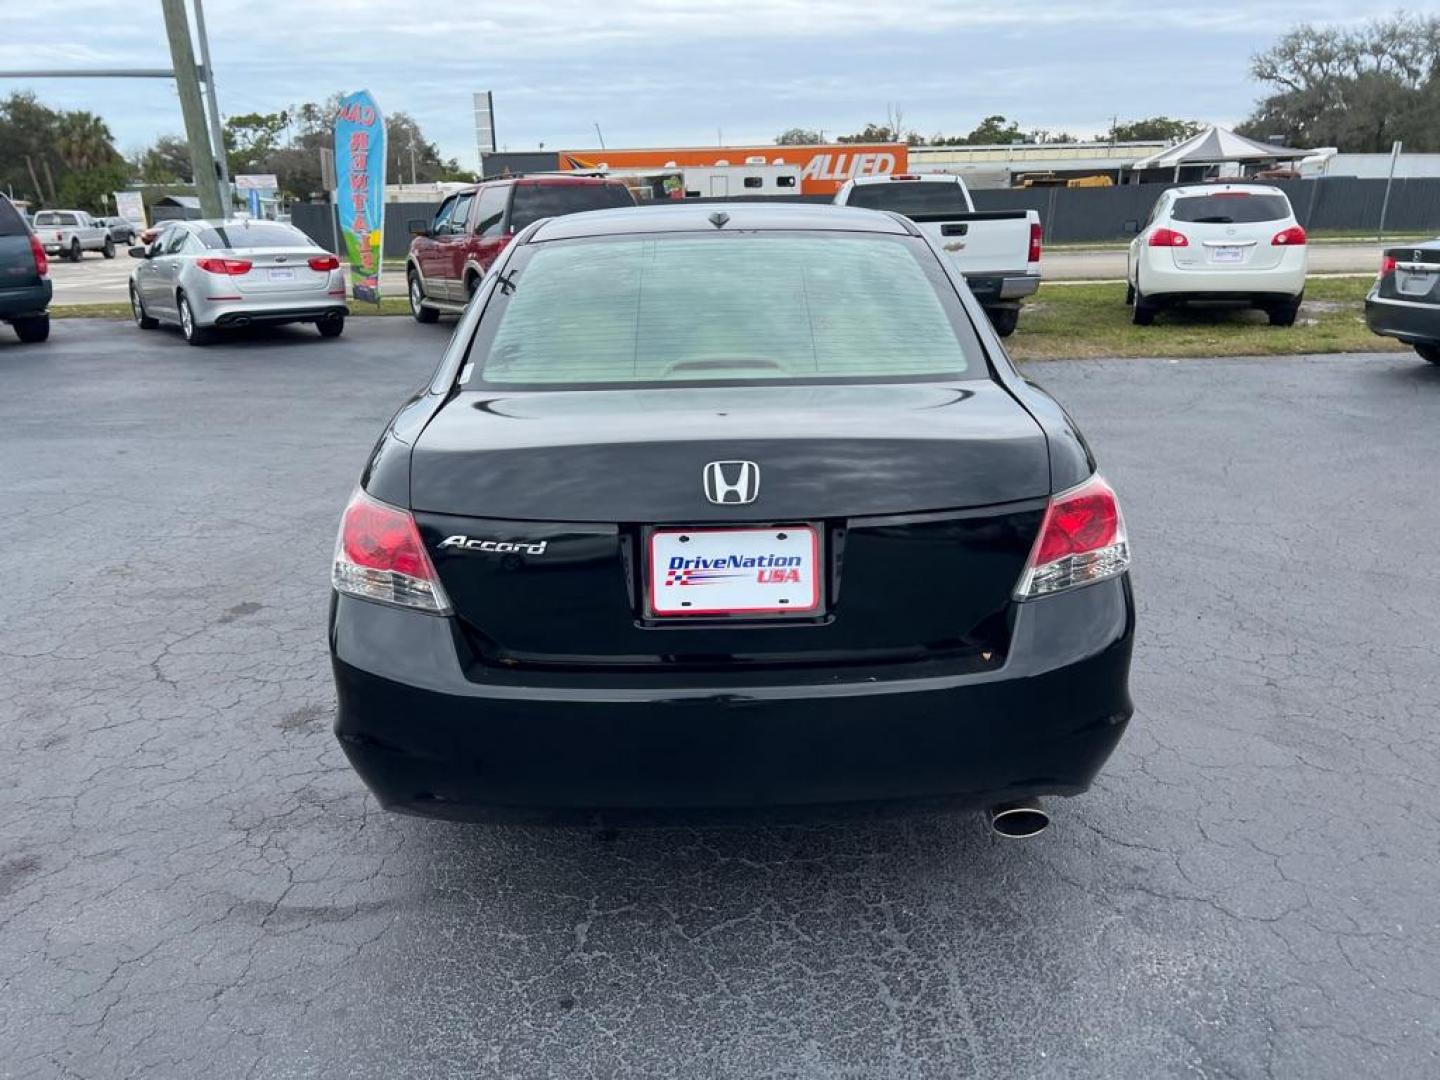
408, 218, 429, 237
127, 245, 149, 259
1123, 219, 1140, 235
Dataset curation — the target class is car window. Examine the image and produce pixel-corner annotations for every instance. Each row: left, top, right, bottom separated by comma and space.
1171, 193, 1292, 224
164, 229, 189, 254
432, 197, 457, 234
464, 232, 983, 389
194, 221, 308, 248
474, 186, 509, 238
508, 183, 635, 232
448, 193, 475, 234
0, 197, 26, 237
844, 182, 969, 217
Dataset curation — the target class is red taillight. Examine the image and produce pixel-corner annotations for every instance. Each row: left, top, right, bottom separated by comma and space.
1015, 474, 1130, 599
1379, 255, 1397, 276
1271, 226, 1307, 246
331, 489, 450, 612
28, 233, 48, 277
308, 254, 340, 271
1028, 221, 1042, 264
1148, 227, 1189, 248
195, 257, 253, 275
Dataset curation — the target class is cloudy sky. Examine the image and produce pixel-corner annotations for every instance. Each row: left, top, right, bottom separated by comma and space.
2, 1, 1430, 166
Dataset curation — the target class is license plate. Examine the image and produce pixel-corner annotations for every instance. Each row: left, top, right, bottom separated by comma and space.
1398, 269, 1434, 295
648, 526, 821, 617
267, 267, 296, 281
1211, 246, 1243, 263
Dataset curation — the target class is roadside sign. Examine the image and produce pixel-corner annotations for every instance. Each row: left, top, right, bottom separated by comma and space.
334, 90, 387, 304
233, 174, 279, 191
113, 190, 147, 228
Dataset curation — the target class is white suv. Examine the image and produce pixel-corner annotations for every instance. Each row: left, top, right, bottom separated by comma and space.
1126, 184, 1307, 327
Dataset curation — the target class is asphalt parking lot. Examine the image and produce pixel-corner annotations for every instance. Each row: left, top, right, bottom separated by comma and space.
2, 319, 1438, 1079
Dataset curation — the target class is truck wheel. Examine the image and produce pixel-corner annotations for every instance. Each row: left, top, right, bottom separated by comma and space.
409, 270, 439, 323
13, 315, 50, 343
68, 239, 82, 262
986, 307, 1019, 338
1416, 343, 1440, 365
102, 238, 116, 259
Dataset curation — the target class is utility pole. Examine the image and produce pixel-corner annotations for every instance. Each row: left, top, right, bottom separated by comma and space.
192, 0, 230, 210
160, 0, 223, 219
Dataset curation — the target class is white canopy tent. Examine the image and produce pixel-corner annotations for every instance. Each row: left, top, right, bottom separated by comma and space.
1130, 126, 1310, 181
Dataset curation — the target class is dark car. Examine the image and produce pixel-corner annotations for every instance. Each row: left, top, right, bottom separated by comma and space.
1365, 240, 1440, 364
331, 203, 1135, 835
0, 195, 52, 343
99, 216, 139, 244
404, 175, 634, 321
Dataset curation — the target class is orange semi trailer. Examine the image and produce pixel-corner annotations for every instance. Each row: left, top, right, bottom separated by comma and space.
557, 144, 907, 197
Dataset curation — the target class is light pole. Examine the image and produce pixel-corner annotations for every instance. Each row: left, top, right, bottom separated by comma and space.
191, 0, 231, 211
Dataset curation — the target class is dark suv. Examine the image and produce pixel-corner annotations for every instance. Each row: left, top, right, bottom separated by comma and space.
405, 175, 633, 322
0, 195, 51, 343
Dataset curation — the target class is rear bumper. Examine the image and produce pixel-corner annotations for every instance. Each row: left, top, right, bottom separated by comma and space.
1139, 253, 1306, 299
0, 281, 52, 319
1365, 293, 1440, 345
204, 302, 347, 327
330, 576, 1135, 822
964, 272, 1041, 305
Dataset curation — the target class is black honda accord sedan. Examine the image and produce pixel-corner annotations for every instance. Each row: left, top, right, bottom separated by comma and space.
329, 203, 1134, 833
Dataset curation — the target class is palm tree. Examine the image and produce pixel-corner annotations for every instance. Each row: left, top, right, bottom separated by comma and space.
54, 112, 120, 172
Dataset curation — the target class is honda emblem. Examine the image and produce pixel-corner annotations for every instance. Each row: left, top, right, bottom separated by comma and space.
702, 461, 760, 505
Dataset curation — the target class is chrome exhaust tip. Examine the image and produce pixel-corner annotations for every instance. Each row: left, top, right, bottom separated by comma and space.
988, 799, 1050, 839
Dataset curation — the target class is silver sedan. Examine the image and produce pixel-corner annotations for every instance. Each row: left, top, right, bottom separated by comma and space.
128, 219, 348, 345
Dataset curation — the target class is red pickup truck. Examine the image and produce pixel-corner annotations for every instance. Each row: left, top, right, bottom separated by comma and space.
405, 175, 634, 321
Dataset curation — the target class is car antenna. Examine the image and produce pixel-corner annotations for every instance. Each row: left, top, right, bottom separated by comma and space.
708, 211, 730, 229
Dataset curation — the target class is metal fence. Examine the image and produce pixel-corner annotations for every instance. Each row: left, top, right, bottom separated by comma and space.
288, 177, 1440, 257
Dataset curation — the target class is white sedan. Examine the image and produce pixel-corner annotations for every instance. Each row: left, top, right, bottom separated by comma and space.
1126, 184, 1308, 327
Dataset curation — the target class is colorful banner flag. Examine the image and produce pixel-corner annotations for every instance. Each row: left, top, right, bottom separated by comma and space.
334, 91, 386, 303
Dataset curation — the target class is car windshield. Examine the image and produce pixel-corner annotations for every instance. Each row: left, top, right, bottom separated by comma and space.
508, 184, 635, 231
195, 221, 309, 248
1171, 193, 1291, 224
463, 232, 982, 389
845, 182, 969, 217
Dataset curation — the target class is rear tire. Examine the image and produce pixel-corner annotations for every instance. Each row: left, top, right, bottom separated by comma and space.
1416, 343, 1440, 365
178, 294, 211, 346
1131, 292, 1157, 326
317, 314, 345, 339
67, 239, 82, 262
102, 238, 116, 259
986, 307, 1019, 338
1268, 294, 1302, 328
12, 315, 49, 343
409, 270, 439, 323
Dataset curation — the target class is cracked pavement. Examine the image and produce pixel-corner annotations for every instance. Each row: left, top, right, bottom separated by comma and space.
2, 320, 1437, 1078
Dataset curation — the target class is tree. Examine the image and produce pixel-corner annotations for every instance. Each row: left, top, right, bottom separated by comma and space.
54, 111, 121, 172
1106, 117, 1204, 143
224, 111, 289, 176
57, 162, 130, 214
134, 135, 193, 183
1238, 15, 1440, 151
775, 127, 823, 145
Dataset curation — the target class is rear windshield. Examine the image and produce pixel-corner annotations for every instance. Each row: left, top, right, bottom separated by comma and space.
195, 221, 308, 248
463, 232, 982, 389
0, 198, 26, 237
1171, 193, 1291, 224
33, 212, 78, 226
845, 182, 969, 217
508, 183, 635, 232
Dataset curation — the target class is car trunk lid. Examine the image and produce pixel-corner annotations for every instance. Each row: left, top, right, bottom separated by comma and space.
221, 248, 332, 295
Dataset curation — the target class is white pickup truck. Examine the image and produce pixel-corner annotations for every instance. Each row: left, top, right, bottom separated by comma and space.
834, 174, 1041, 336
30, 210, 115, 262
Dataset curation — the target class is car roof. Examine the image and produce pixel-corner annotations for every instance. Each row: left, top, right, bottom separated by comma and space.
528, 202, 914, 242
1168, 183, 1288, 198
848, 174, 958, 186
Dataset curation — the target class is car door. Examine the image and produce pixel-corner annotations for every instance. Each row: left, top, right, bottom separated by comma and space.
418, 196, 457, 296
150, 226, 190, 316
134, 224, 174, 308
441, 190, 476, 298
469, 184, 511, 279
